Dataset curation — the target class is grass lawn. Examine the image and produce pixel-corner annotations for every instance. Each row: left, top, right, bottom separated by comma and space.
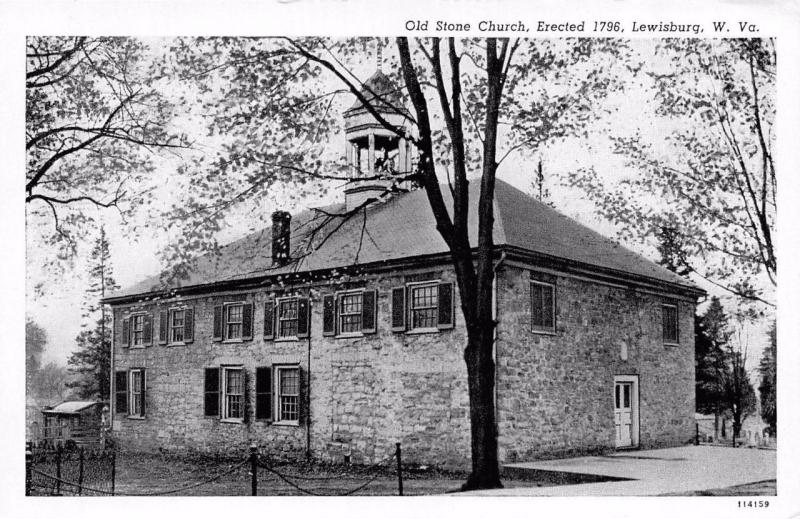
109, 452, 556, 496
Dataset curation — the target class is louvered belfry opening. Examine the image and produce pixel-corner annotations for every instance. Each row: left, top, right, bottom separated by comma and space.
271, 210, 291, 265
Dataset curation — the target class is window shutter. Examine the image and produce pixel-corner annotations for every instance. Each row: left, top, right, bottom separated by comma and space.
297, 297, 310, 338
143, 313, 153, 345
243, 369, 251, 424
122, 318, 130, 348
362, 289, 377, 334
437, 282, 454, 330
213, 305, 223, 341
242, 302, 254, 340
204, 368, 220, 417
140, 369, 147, 417
184, 307, 194, 343
115, 371, 128, 416
391, 287, 406, 332
298, 366, 306, 425
263, 300, 275, 340
158, 311, 168, 345
255, 367, 273, 421
322, 295, 335, 336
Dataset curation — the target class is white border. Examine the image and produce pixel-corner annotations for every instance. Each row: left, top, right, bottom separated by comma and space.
3, 1, 799, 518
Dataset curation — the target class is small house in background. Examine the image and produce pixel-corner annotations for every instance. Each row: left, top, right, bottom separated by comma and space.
40, 401, 107, 448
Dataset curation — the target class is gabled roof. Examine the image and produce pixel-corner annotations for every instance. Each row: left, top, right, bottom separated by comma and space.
43, 401, 102, 415
107, 180, 702, 301
345, 69, 406, 115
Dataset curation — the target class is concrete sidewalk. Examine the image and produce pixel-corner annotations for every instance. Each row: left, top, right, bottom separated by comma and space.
463, 446, 776, 496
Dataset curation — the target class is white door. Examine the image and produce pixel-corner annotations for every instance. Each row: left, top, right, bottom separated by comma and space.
614, 381, 634, 448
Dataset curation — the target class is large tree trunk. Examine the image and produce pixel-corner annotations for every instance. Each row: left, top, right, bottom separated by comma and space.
462, 327, 502, 490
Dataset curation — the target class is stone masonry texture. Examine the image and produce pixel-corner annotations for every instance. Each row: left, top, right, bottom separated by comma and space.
111, 263, 696, 469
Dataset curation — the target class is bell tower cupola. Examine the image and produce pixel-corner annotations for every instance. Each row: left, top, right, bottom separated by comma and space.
342, 63, 413, 211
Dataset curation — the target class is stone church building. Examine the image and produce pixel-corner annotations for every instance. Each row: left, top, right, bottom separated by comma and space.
104, 70, 704, 468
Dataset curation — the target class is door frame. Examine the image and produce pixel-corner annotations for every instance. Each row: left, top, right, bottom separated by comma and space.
613, 375, 640, 449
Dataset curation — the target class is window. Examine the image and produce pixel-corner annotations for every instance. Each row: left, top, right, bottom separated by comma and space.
129, 369, 145, 417
662, 303, 679, 344
391, 283, 452, 332
278, 298, 299, 338
170, 309, 185, 343
409, 284, 438, 329
222, 367, 244, 420
530, 281, 555, 333
131, 315, 145, 346
226, 304, 244, 340
338, 292, 363, 333
276, 366, 299, 423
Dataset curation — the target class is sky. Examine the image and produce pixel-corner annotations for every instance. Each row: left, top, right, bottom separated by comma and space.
25, 37, 774, 375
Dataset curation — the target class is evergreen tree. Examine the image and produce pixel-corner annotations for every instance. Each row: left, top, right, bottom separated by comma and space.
758, 321, 777, 435
26, 318, 47, 396
67, 227, 119, 399
656, 225, 692, 277
723, 346, 757, 440
694, 297, 732, 443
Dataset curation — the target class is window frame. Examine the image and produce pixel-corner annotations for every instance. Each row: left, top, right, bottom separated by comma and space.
662, 302, 680, 345
130, 313, 146, 347
407, 281, 440, 332
168, 307, 186, 344
128, 369, 145, 419
221, 366, 245, 422
224, 302, 244, 342
276, 297, 300, 340
274, 365, 300, 425
336, 289, 364, 337
530, 280, 556, 334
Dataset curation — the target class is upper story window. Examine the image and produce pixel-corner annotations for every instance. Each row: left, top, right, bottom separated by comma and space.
338, 292, 363, 333
170, 309, 185, 343
390, 282, 453, 332
278, 298, 299, 338
662, 303, 679, 344
530, 280, 555, 333
131, 314, 146, 346
410, 283, 438, 329
226, 304, 244, 340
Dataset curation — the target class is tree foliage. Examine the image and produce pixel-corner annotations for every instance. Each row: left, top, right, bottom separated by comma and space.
67, 227, 119, 399
26, 36, 187, 272
570, 39, 775, 308
758, 321, 776, 434
695, 297, 730, 415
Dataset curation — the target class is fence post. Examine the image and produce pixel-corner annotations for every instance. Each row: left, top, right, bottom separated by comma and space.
25, 443, 32, 496
395, 442, 403, 496
695, 423, 700, 446
78, 447, 85, 496
55, 444, 62, 496
111, 450, 116, 496
250, 444, 258, 496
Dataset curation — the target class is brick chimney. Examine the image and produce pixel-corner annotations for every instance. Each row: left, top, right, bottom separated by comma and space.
271, 210, 291, 265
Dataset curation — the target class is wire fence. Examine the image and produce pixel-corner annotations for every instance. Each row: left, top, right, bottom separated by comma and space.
27, 442, 405, 497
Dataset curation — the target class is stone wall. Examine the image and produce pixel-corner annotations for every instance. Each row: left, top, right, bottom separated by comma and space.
112, 262, 696, 469
495, 265, 696, 463
112, 266, 472, 468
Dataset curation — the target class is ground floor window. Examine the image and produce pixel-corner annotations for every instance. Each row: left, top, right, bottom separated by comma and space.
277, 366, 299, 422
129, 369, 145, 417
223, 367, 244, 420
